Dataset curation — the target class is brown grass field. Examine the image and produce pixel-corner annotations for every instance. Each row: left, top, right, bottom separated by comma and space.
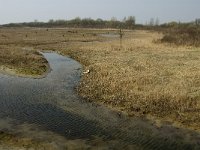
0, 27, 200, 131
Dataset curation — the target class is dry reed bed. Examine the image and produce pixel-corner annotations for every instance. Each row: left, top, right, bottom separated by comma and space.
57, 31, 200, 129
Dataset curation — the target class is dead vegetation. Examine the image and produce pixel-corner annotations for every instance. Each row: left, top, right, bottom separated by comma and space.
62, 32, 200, 130
0, 27, 200, 130
0, 28, 50, 76
0, 46, 48, 76
161, 26, 200, 47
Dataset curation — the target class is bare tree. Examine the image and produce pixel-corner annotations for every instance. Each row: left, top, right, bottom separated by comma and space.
149, 18, 155, 26
155, 18, 159, 26
119, 28, 124, 49
195, 18, 200, 26
125, 16, 135, 29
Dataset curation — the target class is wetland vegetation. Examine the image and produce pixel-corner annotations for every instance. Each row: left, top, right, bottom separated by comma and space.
0, 19, 200, 149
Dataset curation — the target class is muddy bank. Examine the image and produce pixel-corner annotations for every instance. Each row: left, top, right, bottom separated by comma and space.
0, 52, 200, 149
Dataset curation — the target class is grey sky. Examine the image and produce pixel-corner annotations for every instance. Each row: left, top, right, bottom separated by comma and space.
0, 0, 199, 25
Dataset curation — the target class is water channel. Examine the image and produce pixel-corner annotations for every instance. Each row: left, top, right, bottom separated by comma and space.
0, 52, 200, 149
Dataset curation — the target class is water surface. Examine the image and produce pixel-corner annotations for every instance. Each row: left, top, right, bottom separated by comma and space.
0, 52, 200, 149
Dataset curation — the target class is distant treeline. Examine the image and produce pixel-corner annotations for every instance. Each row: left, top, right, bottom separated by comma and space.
2, 16, 137, 29
1, 17, 200, 30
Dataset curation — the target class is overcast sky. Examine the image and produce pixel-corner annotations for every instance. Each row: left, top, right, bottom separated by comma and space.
0, 0, 199, 25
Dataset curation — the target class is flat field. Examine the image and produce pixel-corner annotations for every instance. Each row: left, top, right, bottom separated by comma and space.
0, 27, 200, 131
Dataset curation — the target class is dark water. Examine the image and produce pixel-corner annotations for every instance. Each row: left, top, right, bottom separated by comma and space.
0, 52, 200, 149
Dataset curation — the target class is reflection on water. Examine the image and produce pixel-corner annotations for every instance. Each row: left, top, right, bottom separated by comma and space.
0, 52, 200, 149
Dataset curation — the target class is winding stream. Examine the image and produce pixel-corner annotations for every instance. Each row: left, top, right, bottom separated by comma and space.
0, 52, 200, 149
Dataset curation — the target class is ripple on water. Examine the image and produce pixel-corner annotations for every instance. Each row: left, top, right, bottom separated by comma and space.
0, 52, 200, 149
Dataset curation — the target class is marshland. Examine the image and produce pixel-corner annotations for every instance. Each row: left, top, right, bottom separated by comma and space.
1, 0, 200, 149
0, 23, 200, 149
